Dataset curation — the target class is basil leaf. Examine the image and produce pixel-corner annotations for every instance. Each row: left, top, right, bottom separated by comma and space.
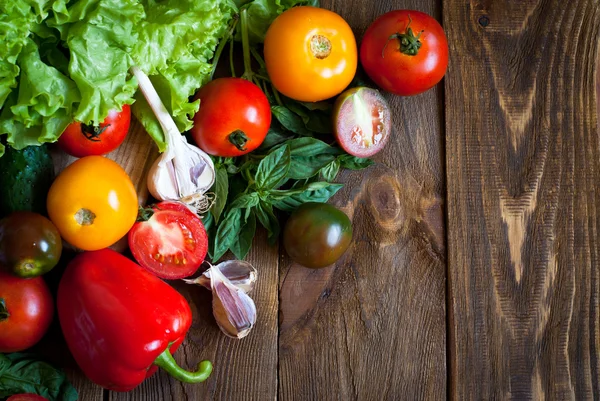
0, 353, 78, 401
210, 165, 229, 223
271, 105, 312, 136
230, 211, 256, 260
298, 100, 331, 111
288, 154, 337, 180
284, 101, 310, 124
229, 192, 260, 210
213, 208, 243, 261
255, 144, 291, 190
320, 159, 340, 182
284, 101, 332, 133
202, 210, 214, 232
287, 137, 343, 157
270, 182, 344, 212
305, 111, 332, 134
258, 126, 292, 152
338, 154, 375, 170
255, 201, 280, 243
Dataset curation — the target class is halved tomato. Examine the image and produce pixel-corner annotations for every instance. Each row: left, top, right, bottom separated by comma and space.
128, 201, 208, 279
333, 87, 392, 157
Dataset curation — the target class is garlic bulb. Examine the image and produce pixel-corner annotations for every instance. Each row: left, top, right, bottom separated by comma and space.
131, 66, 215, 209
184, 260, 257, 293
184, 260, 258, 339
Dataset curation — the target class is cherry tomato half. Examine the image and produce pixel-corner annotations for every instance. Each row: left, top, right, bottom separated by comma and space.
47, 156, 138, 251
128, 201, 208, 279
191, 78, 271, 157
58, 105, 131, 158
360, 10, 448, 96
0, 271, 54, 353
264, 6, 358, 102
333, 87, 392, 157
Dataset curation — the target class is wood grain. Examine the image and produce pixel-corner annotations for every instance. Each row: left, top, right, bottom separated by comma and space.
445, 1, 600, 399
278, 1, 447, 400
109, 229, 279, 401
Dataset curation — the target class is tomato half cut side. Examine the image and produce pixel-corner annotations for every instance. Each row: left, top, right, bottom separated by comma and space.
333, 87, 392, 157
128, 208, 208, 279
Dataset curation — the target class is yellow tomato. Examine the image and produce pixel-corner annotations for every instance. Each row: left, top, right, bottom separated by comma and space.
47, 156, 138, 251
264, 6, 357, 102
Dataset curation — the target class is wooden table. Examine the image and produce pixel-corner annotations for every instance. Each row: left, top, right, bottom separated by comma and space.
47, 0, 600, 399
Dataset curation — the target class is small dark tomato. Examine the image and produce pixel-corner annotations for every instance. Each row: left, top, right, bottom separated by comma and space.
58, 105, 131, 158
283, 202, 353, 269
0, 212, 63, 278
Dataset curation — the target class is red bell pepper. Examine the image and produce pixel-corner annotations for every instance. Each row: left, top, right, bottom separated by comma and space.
57, 248, 212, 392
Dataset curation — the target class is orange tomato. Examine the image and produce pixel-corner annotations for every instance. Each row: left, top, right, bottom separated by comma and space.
264, 6, 357, 102
47, 156, 138, 251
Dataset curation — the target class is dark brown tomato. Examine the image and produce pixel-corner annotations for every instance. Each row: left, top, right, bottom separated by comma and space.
0, 212, 62, 278
283, 202, 353, 269
333, 87, 391, 157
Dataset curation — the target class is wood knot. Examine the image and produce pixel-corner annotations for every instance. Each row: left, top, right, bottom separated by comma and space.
367, 176, 403, 230
478, 15, 490, 27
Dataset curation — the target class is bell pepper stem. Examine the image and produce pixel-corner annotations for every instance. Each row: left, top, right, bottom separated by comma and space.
154, 348, 212, 383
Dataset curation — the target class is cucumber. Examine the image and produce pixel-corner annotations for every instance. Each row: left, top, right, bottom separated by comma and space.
0, 144, 55, 218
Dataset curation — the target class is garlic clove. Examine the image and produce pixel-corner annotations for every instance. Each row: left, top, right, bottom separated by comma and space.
210, 264, 257, 339
184, 260, 257, 293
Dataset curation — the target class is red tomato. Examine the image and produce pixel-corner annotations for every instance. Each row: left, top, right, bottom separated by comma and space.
0, 271, 54, 352
191, 78, 271, 157
128, 201, 208, 279
360, 10, 448, 96
58, 105, 131, 157
7, 395, 49, 401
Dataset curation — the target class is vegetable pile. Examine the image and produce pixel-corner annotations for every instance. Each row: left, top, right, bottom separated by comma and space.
0, 0, 449, 398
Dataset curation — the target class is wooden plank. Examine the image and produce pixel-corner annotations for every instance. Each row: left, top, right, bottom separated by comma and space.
445, 1, 600, 399
109, 228, 279, 401
278, 1, 447, 400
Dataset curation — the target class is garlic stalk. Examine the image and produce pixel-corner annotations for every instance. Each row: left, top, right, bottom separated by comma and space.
131, 66, 215, 210
183, 260, 257, 293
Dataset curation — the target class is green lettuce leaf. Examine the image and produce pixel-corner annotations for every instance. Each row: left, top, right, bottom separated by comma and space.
130, 0, 234, 150
46, 0, 143, 125
0, 38, 79, 154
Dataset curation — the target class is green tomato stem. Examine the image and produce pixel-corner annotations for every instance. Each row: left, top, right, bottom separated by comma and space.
229, 36, 236, 78
210, 17, 239, 80
240, 8, 253, 81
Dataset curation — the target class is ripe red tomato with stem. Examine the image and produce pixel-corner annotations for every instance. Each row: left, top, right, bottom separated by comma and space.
58, 105, 131, 157
128, 201, 208, 280
0, 271, 54, 353
7, 395, 49, 401
360, 10, 448, 96
191, 78, 271, 157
